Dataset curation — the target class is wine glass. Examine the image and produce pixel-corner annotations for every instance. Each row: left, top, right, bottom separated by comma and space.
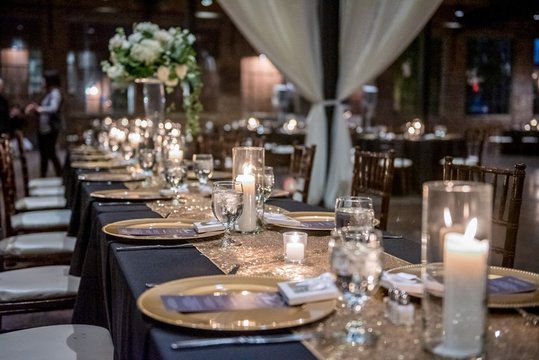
163, 160, 188, 217
138, 147, 156, 177
329, 227, 383, 346
192, 154, 214, 188
212, 181, 244, 247
259, 166, 275, 225
334, 196, 374, 231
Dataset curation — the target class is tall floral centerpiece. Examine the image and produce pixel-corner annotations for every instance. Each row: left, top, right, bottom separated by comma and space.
101, 22, 202, 136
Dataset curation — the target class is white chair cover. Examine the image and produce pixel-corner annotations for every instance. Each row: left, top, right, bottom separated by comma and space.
0, 265, 79, 301
15, 196, 67, 211
28, 177, 63, 188
0, 324, 114, 360
0, 231, 75, 255
11, 209, 71, 230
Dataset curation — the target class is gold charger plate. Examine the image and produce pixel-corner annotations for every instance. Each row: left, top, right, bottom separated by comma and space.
71, 160, 131, 170
79, 172, 146, 182
91, 189, 171, 201
102, 218, 223, 241
386, 264, 539, 308
137, 275, 336, 331
187, 170, 232, 181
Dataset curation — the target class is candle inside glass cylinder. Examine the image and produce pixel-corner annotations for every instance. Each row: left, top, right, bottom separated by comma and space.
235, 164, 256, 232
283, 232, 307, 264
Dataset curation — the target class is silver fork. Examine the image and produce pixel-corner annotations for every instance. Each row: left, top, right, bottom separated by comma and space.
516, 308, 539, 326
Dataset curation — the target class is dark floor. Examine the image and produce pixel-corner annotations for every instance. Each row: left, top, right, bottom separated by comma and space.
4, 145, 538, 331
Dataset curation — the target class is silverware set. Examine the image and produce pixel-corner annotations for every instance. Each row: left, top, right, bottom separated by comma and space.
170, 333, 318, 350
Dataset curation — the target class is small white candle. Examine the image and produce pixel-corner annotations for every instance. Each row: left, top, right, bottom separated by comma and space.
436, 218, 489, 358
286, 242, 305, 262
235, 169, 256, 232
283, 232, 307, 264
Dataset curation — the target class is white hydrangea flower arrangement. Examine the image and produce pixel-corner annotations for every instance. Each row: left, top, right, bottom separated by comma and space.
102, 22, 202, 135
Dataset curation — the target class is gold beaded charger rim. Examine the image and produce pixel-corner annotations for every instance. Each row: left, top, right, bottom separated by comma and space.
386, 264, 539, 308
90, 189, 172, 201
102, 218, 223, 242
78, 172, 147, 183
137, 274, 336, 331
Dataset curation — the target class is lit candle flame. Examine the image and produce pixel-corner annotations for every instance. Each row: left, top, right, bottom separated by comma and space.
464, 218, 478, 241
444, 207, 452, 227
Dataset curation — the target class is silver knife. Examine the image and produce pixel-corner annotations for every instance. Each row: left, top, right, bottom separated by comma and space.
116, 243, 194, 252
171, 333, 318, 350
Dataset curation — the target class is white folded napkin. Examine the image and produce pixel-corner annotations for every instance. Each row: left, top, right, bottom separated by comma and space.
193, 219, 225, 233
263, 213, 301, 227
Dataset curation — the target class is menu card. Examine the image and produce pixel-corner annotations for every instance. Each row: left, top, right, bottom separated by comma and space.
161, 292, 286, 313
488, 276, 537, 295
119, 227, 197, 237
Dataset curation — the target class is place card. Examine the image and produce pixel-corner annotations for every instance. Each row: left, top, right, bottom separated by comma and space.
193, 219, 225, 233
488, 276, 537, 295
278, 273, 340, 305
161, 292, 286, 313
118, 227, 197, 237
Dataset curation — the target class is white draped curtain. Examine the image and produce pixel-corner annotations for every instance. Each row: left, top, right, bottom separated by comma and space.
219, 0, 442, 206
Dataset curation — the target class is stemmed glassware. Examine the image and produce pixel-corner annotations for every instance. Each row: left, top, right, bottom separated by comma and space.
211, 181, 244, 247
258, 166, 275, 225
192, 154, 214, 189
138, 144, 156, 177
163, 159, 188, 217
329, 227, 383, 346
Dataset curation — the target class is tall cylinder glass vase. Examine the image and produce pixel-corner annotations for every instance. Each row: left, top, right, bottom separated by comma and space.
137, 78, 166, 177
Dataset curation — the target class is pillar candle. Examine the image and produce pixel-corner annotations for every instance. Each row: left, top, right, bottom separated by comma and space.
436, 220, 489, 358
235, 172, 256, 231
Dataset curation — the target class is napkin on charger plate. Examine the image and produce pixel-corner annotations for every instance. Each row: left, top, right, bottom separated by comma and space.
193, 219, 225, 233
381, 272, 423, 296
277, 273, 340, 305
263, 212, 302, 227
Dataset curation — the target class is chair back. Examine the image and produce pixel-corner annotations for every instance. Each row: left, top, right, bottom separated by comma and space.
288, 145, 316, 203
443, 156, 526, 268
12, 131, 30, 197
351, 146, 395, 231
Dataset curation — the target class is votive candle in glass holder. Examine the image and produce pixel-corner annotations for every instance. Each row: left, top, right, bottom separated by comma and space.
283, 231, 307, 264
232, 146, 264, 233
421, 181, 492, 359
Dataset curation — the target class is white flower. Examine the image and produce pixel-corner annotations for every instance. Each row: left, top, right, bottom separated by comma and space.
134, 22, 159, 34
187, 34, 196, 45
175, 64, 188, 80
154, 30, 172, 45
106, 64, 125, 79
156, 66, 170, 82
108, 34, 125, 51
130, 39, 161, 65
128, 32, 142, 44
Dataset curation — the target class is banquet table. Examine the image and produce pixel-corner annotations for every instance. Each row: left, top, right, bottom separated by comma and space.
66, 161, 539, 360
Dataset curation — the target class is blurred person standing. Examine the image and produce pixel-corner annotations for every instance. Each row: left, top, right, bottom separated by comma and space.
26, 70, 63, 177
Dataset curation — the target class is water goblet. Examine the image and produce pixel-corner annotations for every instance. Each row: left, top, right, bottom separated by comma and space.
328, 228, 383, 347
258, 166, 275, 226
138, 147, 156, 177
212, 181, 244, 247
163, 160, 188, 216
335, 196, 374, 231
192, 154, 214, 187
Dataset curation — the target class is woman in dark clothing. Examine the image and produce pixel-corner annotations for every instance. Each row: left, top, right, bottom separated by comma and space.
26, 71, 63, 177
